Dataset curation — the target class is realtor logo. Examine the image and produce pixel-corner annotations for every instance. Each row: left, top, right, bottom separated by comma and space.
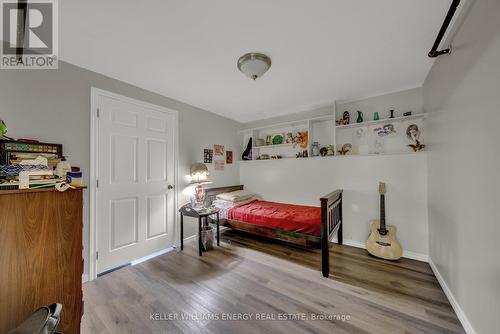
1, 0, 58, 69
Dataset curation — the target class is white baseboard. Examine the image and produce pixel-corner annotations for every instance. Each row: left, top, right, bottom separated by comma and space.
130, 247, 175, 266
401, 249, 428, 262
342, 239, 428, 262
183, 234, 197, 243
82, 274, 89, 283
429, 258, 476, 334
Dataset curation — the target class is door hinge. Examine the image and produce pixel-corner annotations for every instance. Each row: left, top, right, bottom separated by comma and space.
96, 251, 99, 260
97, 108, 100, 117
96, 179, 99, 188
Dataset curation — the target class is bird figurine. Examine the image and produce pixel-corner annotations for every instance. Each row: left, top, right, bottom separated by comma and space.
408, 140, 426, 152
337, 143, 352, 155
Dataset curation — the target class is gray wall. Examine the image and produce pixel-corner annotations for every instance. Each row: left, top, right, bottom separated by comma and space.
423, 0, 500, 333
0, 60, 241, 277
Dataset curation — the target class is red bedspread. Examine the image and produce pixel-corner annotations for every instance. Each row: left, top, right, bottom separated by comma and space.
227, 200, 321, 236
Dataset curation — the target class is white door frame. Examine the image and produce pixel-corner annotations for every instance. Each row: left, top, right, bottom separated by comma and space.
89, 87, 179, 281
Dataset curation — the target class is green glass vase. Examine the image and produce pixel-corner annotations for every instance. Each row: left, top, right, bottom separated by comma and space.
356, 111, 363, 123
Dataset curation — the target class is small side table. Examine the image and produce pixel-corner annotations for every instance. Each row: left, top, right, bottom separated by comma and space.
179, 204, 220, 256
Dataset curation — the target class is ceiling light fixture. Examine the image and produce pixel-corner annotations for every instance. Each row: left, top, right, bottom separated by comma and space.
237, 52, 272, 80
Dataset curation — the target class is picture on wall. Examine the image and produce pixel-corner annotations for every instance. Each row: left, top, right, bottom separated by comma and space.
204, 149, 213, 163
214, 160, 224, 171
214, 144, 224, 156
226, 151, 233, 164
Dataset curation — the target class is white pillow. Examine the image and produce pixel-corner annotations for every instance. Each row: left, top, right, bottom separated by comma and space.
216, 190, 255, 202
213, 196, 256, 208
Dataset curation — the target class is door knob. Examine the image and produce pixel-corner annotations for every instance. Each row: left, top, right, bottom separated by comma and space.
168, 185, 174, 190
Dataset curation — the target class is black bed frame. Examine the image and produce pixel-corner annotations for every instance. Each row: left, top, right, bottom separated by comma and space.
205, 185, 343, 278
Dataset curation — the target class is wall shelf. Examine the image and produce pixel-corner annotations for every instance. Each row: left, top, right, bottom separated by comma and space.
336, 113, 426, 130
240, 151, 426, 162
239, 100, 426, 161
254, 143, 294, 149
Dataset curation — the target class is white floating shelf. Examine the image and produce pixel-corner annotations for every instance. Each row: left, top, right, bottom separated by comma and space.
253, 143, 295, 149
240, 151, 426, 162
336, 113, 426, 130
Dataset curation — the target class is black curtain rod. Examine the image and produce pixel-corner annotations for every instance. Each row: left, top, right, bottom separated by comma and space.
428, 0, 461, 58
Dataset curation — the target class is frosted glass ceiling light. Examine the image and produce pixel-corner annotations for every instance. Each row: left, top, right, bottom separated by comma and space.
237, 53, 272, 80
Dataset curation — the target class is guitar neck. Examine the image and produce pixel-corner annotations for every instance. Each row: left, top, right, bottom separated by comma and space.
380, 194, 386, 231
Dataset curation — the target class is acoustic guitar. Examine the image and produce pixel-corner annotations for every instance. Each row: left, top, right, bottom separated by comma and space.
366, 182, 402, 260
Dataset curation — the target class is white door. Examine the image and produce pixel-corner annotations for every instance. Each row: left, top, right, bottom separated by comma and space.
95, 90, 177, 274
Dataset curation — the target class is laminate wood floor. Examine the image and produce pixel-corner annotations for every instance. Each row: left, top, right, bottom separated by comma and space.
82, 230, 464, 334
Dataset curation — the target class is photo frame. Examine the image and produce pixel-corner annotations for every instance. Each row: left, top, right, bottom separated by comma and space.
204, 149, 213, 163
214, 160, 224, 171
214, 144, 224, 156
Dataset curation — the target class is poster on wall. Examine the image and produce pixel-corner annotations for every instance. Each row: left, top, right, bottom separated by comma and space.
204, 149, 213, 163
226, 151, 233, 164
214, 144, 224, 156
214, 160, 224, 171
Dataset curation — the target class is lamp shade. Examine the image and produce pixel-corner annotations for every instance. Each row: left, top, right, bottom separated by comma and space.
190, 163, 212, 185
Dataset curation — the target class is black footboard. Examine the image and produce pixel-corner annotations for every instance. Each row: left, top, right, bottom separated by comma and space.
320, 190, 343, 278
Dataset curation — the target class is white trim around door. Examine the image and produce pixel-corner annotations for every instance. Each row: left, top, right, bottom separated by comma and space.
89, 87, 179, 281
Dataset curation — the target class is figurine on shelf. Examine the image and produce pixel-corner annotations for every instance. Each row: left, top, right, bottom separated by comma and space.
311, 142, 320, 157
337, 143, 352, 156
406, 124, 425, 152
242, 138, 252, 160
356, 111, 364, 123
320, 147, 328, 156
389, 110, 395, 119
293, 131, 308, 149
285, 132, 294, 144
373, 112, 380, 121
403, 111, 412, 117
336, 111, 351, 126
326, 145, 335, 156
343, 111, 350, 124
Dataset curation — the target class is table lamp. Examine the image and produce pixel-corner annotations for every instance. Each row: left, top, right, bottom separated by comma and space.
190, 163, 212, 207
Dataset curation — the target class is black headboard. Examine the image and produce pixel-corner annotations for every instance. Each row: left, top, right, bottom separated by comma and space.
205, 185, 244, 206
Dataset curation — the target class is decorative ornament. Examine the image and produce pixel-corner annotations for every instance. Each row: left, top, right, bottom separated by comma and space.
356, 111, 364, 123
242, 138, 252, 160
293, 131, 309, 149
343, 111, 350, 124
337, 143, 352, 156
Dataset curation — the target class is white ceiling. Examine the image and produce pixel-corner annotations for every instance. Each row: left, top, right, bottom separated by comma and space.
60, 0, 450, 123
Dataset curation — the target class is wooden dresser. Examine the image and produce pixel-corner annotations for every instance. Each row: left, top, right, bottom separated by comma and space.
0, 188, 84, 334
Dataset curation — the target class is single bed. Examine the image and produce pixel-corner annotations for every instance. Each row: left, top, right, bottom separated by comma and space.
205, 185, 343, 278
